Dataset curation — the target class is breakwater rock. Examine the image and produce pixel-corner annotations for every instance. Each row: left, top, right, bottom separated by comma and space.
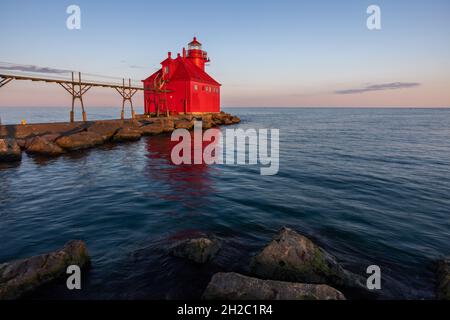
0, 112, 240, 162
171, 237, 221, 264
56, 131, 105, 150
202, 272, 345, 300
250, 227, 366, 292
436, 258, 450, 300
26, 136, 65, 156
0, 138, 21, 162
0, 240, 90, 300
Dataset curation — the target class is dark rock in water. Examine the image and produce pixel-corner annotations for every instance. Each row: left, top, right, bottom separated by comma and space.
0, 139, 22, 162
436, 258, 450, 300
250, 227, 366, 291
56, 131, 105, 150
202, 272, 346, 300
141, 121, 164, 136
87, 121, 121, 141
112, 127, 142, 142
26, 136, 65, 156
231, 116, 241, 124
0, 240, 90, 300
172, 237, 221, 263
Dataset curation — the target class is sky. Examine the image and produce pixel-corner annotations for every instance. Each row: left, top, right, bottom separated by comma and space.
0, 0, 449, 108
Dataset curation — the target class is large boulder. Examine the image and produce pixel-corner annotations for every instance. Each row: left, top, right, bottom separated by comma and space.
25, 136, 65, 156
250, 227, 365, 291
223, 117, 233, 125
141, 121, 164, 136
174, 119, 194, 130
40, 133, 61, 142
56, 131, 105, 151
171, 237, 221, 264
112, 126, 142, 142
231, 116, 241, 124
181, 114, 194, 121
0, 139, 22, 162
0, 240, 90, 300
436, 258, 450, 300
212, 113, 224, 126
200, 114, 213, 129
161, 118, 175, 132
87, 122, 121, 141
15, 139, 27, 150
202, 272, 345, 300
127, 119, 144, 128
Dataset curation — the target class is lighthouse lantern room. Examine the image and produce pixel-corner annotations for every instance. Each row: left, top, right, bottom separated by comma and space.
142, 37, 221, 115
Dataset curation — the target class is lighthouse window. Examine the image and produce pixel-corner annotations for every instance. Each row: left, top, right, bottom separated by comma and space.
194, 84, 198, 91
164, 66, 169, 74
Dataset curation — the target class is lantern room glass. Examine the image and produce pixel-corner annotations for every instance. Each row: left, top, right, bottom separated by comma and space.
188, 43, 202, 51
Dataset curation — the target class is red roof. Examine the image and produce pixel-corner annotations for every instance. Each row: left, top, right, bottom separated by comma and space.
172, 58, 219, 85
142, 69, 162, 84
143, 57, 220, 86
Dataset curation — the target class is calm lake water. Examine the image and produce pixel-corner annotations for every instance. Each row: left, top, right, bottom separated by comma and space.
0, 107, 449, 299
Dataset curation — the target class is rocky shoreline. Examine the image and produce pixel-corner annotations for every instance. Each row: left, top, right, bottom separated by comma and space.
0, 241, 89, 300
0, 112, 241, 163
1, 227, 448, 300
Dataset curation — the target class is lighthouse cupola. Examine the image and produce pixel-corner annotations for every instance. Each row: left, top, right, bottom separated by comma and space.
187, 37, 210, 70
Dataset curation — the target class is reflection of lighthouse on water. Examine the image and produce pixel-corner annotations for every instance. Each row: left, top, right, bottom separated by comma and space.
143, 131, 221, 211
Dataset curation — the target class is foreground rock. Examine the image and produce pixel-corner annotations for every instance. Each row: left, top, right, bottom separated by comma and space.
0, 240, 90, 300
436, 258, 450, 300
171, 237, 221, 263
0, 139, 21, 162
56, 131, 104, 151
202, 272, 345, 300
25, 136, 65, 156
250, 227, 365, 291
112, 126, 142, 142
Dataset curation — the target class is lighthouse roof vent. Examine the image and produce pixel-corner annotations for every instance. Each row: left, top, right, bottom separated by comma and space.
188, 37, 202, 50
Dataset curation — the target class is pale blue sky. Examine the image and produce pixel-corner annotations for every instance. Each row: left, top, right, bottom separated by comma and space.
0, 0, 449, 107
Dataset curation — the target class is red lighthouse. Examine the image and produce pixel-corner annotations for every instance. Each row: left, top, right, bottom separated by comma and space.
142, 37, 221, 115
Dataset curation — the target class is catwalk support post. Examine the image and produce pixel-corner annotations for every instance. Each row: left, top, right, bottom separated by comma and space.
115, 78, 138, 120
59, 72, 92, 122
